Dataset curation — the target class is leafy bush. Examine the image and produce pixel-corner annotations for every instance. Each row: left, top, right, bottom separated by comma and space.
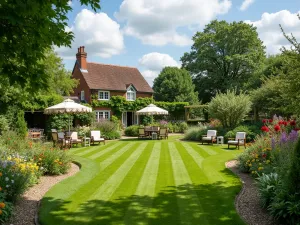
47, 114, 72, 132
92, 119, 121, 140
75, 126, 91, 137
102, 130, 121, 140
184, 125, 207, 141
124, 125, 139, 136
0, 192, 13, 224
256, 173, 280, 208
208, 90, 252, 128
178, 122, 188, 133
225, 125, 257, 142
0, 116, 9, 134
15, 111, 27, 138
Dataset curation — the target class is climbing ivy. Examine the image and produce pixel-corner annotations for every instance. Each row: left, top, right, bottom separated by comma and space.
91, 96, 188, 119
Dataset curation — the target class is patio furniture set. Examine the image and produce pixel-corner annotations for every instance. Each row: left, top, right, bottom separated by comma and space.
138, 126, 168, 140
51, 130, 105, 149
28, 128, 45, 142
201, 130, 246, 149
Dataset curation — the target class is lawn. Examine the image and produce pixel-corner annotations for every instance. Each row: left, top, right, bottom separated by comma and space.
39, 136, 245, 225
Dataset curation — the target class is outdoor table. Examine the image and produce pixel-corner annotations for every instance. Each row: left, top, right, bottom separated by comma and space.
83, 137, 91, 147
144, 127, 160, 139
217, 136, 224, 144
29, 132, 41, 141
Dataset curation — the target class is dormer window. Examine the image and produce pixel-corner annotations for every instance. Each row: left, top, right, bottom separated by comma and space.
126, 85, 136, 101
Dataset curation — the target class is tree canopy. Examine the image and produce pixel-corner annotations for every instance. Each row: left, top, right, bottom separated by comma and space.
0, 48, 78, 112
153, 67, 199, 104
181, 20, 265, 103
0, 0, 100, 92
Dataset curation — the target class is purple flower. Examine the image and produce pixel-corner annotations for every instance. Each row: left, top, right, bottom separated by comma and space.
280, 132, 288, 144
288, 130, 299, 142
271, 137, 276, 150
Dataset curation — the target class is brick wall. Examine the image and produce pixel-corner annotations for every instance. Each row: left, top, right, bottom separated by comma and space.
72, 64, 91, 103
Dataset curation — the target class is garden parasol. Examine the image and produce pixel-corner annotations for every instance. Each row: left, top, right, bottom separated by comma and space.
44, 98, 92, 132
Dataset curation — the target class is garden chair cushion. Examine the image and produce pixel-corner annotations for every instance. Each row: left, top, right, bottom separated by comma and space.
91, 130, 105, 141
202, 130, 217, 140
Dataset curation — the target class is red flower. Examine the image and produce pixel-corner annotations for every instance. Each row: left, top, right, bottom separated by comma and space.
262, 119, 267, 124
274, 125, 281, 132
290, 120, 296, 126
261, 126, 269, 132
262, 153, 267, 158
294, 127, 300, 131
268, 119, 273, 123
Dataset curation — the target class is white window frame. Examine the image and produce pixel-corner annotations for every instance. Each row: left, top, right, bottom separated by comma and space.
95, 110, 110, 121
126, 86, 136, 101
80, 90, 85, 101
98, 90, 110, 100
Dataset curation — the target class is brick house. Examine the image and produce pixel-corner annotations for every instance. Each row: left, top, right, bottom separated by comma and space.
72, 46, 153, 127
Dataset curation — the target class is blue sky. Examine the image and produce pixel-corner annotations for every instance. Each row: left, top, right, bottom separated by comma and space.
58, 0, 300, 86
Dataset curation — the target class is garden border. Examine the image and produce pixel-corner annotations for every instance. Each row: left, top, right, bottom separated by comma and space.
226, 160, 280, 225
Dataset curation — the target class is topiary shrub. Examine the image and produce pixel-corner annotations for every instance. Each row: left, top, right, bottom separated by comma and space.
208, 90, 252, 128
124, 125, 140, 136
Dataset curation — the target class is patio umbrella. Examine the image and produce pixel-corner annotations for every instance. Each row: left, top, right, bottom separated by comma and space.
136, 104, 168, 124
44, 98, 92, 132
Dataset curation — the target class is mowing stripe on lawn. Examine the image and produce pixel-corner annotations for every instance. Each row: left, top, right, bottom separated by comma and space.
87, 142, 124, 159
123, 142, 161, 225
87, 142, 148, 201
75, 142, 119, 157
150, 141, 179, 225
197, 144, 218, 155
168, 142, 209, 225
61, 143, 141, 213
180, 142, 204, 169
96, 142, 138, 170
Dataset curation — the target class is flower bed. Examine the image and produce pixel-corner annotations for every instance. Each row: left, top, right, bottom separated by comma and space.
0, 130, 72, 223
237, 115, 300, 224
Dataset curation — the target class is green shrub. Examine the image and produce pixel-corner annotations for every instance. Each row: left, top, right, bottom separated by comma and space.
0, 115, 9, 134
184, 125, 207, 141
102, 130, 121, 140
0, 192, 13, 224
178, 122, 188, 133
256, 173, 280, 208
208, 90, 252, 128
15, 111, 27, 138
47, 114, 72, 132
124, 125, 140, 136
225, 125, 256, 142
167, 122, 174, 133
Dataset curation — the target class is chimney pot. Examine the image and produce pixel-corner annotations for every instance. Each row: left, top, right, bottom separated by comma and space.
76, 46, 87, 70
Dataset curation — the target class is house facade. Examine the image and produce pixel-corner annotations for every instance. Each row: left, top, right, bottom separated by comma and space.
72, 46, 153, 127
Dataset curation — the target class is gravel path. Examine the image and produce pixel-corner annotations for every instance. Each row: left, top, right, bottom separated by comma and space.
6, 163, 80, 225
226, 160, 280, 225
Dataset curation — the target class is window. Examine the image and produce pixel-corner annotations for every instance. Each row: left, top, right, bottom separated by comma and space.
95, 110, 110, 121
80, 90, 85, 101
126, 86, 136, 101
98, 91, 110, 100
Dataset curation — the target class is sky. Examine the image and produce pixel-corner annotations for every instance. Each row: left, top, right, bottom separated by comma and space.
56, 0, 300, 86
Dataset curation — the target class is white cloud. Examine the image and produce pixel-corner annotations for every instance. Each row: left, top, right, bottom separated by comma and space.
245, 10, 300, 54
239, 0, 254, 11
56, 9, 124, 59
115, 0, 232, 46
139, 52, 180, 86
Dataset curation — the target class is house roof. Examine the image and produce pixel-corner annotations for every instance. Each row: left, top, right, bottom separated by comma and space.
81, 62, 153, 93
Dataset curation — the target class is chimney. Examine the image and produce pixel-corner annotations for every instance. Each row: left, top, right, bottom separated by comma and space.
76, 46, 87, 70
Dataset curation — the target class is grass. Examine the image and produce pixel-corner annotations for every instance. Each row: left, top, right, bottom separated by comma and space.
39, 136, 245, 225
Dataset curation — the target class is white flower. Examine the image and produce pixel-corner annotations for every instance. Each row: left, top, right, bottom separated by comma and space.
5, 177, 9, 181
6, 185, 9, 188
11, 180, 14, 184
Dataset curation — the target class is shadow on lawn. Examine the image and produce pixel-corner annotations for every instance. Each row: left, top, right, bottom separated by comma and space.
39, 182, 244, 225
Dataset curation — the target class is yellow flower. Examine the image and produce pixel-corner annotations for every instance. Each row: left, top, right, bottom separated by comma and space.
0, 172, 2, 177
266, 160, 270, 164
249, 164, 252, 167
0, 209, 2, 215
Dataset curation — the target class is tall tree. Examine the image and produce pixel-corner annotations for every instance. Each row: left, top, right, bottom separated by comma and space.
181, 20, 265, 103
0, 0, 100, 91
153, 67, 199, 104
0, 48, 78, 112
